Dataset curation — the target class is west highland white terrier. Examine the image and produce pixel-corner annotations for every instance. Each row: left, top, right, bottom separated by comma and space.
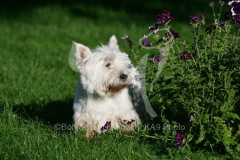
72, 35, 143, 138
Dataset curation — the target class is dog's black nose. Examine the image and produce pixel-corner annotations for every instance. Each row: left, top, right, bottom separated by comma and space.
120, 74, 128, 81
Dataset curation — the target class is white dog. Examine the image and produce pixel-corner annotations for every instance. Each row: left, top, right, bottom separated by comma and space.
73, 35, 142, 138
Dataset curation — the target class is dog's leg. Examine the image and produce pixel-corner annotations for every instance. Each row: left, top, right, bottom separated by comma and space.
86, 125, 95, 139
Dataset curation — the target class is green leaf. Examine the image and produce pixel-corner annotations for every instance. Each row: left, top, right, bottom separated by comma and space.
237, 144, 240, 152
196, 125, 206, 144
223, 112, 240, 120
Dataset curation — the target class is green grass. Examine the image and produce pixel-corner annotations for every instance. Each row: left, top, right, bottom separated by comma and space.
0, 1, 236, 159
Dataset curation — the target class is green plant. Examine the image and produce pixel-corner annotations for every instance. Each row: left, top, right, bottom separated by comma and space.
123, 1, 240, 155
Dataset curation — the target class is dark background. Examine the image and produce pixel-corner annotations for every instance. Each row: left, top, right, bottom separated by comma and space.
0, 0, 222, 24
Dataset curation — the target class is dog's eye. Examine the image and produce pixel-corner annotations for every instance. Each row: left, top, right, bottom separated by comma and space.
105, 63, 111, 67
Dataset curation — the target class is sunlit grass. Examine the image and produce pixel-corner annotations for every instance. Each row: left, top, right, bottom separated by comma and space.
0, 3, 236, 159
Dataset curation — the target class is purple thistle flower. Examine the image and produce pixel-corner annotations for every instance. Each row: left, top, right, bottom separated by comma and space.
217, 21, 226, 27
152, 55, 164, 63
176, 132, 185, 140
189, 13, 205, 24
163, 30, 180, 40
189, 112, 196, 122
101, 121, 111, 131
176, 141, 184, 147
127, 119, 135, 125
153, 47, 166, 63
123, 119, 135, 125
121, 34, 133, 48
176, 132, 186, 147
149, 23, 159, 34
180, 51, 193, 61
142, 35, 151, 47
229, 1, 240, 16
228, 1, 240, 26
205, 21, 226, 34
156, 10, 175, 25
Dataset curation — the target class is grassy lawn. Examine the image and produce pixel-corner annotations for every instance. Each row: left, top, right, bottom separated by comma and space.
0, 0, 237, 159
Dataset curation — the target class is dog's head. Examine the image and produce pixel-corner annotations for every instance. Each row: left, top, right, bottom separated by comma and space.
75, 35, 141, 96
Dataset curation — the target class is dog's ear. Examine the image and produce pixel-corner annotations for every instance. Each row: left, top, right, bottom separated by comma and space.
109, 35, 119, 49
75, 42, 92, 63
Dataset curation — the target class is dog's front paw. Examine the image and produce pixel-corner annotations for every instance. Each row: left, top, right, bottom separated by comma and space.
74, 117, 86, 130
86, 127, 95, 139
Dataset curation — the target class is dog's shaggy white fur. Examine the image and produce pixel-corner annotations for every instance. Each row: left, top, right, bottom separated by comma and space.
73, 35, 142, 138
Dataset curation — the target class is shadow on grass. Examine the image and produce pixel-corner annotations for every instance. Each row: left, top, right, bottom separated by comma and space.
12, 99, 74, 126
0, 0, 214, 23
